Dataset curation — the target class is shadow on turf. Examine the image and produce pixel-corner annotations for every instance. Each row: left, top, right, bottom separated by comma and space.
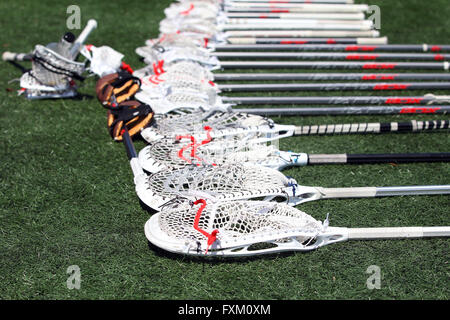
146, 238, 304, 264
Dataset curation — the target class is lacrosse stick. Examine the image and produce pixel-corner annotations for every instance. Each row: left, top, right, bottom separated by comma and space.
213, 72, 450, 81
144, 198, 450, 257
221, 94, 450, 106
140, 109, 450, 142
240, 105, 450, 116
212, 43, 450, 52
137, 134, 450, 173
218, 82, 450, 92
120, 125, 163, 212
213, 51, 450, 61
136, 41, 450, 71
2, 19, 97, 99
160, 17, 375, 33
142, 162, 450, 211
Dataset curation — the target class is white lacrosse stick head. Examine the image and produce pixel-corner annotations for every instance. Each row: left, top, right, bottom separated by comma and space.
138, 133, 298, 173
160, 18, 220, 39
135, 45, 220, 70
141, 163, 295, 210
145, 198, 332, 257
133, 60, 214, 81
164, 1, 220, 20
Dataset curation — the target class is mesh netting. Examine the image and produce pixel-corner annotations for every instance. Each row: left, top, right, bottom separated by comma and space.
150, 110, 271, 137
141, 72, 216, 96
136, 45, 219, 69
141, 136, 284, 171
164, 2, 220, 20
31, 45, 85, 87
160, 19, 219, 38
158, 200, 323, 247
147, 163, 290, 201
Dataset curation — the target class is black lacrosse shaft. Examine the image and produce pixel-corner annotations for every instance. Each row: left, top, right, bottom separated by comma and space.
238, 105, 450, 115
218, 61, 449, 70
218, 82, 450, 92
214, 73, 450, 81
213, 52, 450, 61
345, 153, 450, 164
122, 128, 138, 160
213, 44, 450, 52
307, 153, 450, 165
222, 95, 447, 105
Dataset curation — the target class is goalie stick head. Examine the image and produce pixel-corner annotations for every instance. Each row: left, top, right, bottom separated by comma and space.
144, 198, 330, 257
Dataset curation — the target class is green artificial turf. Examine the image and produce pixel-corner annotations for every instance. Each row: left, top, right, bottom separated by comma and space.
0, 0, 449, 300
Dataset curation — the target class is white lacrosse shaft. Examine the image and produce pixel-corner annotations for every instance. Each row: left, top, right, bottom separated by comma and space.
69, 19, 98, 59
224, 0, 354, 3
224, 12, 366, 20
225, 3, 369, 11
346, 227, 450, 240
226, 36, 388, 44
308, 185, 450, 202
224, 30, 379, 37
2, 52, 33, 62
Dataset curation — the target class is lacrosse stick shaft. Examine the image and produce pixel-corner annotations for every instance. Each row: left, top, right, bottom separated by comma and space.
224, 3, 369, 12
219, 82, 450, 92
218, 61, 450, 70
122, 128, 145, 178
226, 37, 388, 44
220, 22, 373, 31
69, 19, 97, 59
347, 227, 450, 240
213, 52, 450, 61
222, 94, 450, 105
317, 185, 450, 200
224, 30, 379, 37
225, 0, 355, 3
224, 18, 371, 25
214, 73, 450, 81
213, 44, 450, 52
237, 106, 450, 115
224, 13, 365, 19
290, 120, 449, 136
306, 153, 450, 165
2, 52, 33, 62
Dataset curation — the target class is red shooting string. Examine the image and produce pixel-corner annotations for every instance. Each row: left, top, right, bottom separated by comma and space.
176, 127, 216, 166
192, 199, 219, 254
120, 61, 134, 74
152, 60, 165, 75
180, 3, 194, 15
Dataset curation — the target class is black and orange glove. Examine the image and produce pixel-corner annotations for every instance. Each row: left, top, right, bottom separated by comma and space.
107, 100, 154, 141
96, 71, 141, 108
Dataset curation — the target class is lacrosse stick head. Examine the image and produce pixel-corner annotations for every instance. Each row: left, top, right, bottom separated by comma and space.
31, 44, 85, 88
164, 2, 220, 20
19, 71, 78, 99
141, 163, 293, 211
140, 110, 272, 142
135, 88, 223, 115
138, 135, 292, 173
144, 199, 336, 257
135, 45, 220, 70
160, 18, 219, 38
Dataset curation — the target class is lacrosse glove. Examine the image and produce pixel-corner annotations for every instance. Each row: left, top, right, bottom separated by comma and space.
96, 71, 141, 107
107, 100, 154, 141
